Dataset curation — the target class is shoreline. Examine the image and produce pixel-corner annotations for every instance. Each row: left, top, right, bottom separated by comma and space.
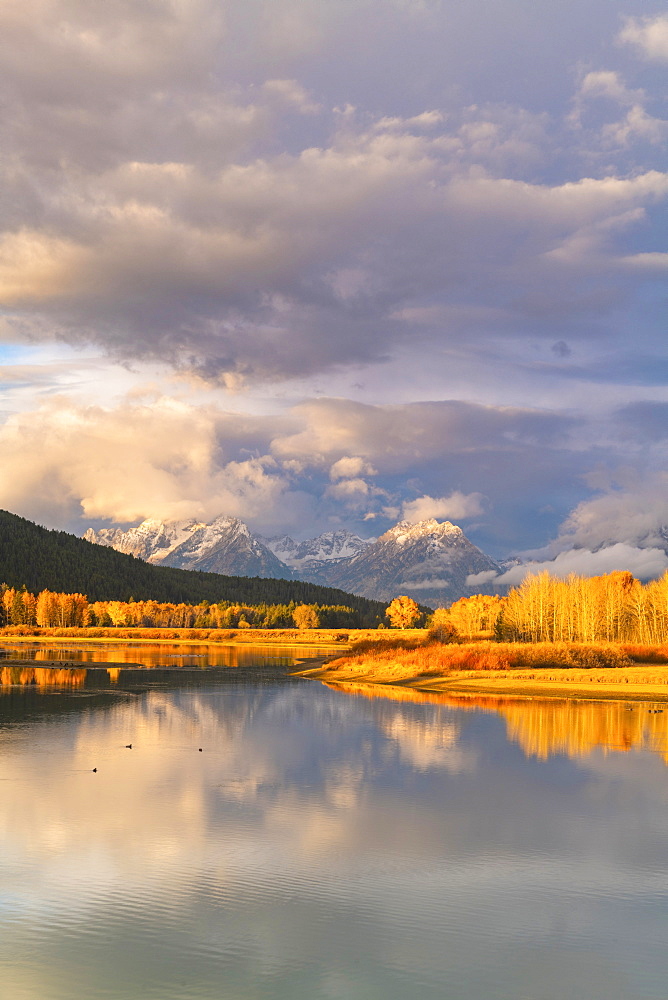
296, 660, 668, 703
0, 631, 358, 648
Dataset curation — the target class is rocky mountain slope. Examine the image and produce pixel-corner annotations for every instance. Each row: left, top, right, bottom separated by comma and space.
262, 530, 370, 578
84, 515, 501, 607
321, 519, 500, 607
85, 515, 291, 579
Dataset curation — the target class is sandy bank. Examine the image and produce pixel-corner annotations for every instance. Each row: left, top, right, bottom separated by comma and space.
296, 661, 668, 702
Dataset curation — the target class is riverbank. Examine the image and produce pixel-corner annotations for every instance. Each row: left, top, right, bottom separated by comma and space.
302, 668, 668, 702
297, 638, 668, 702
0, 626, 422, 646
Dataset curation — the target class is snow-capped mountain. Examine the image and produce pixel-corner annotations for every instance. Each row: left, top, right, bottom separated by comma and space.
322, 518, 501, 607
84, 515, 501, 605
84, 515, 291, 579
84, 518, 201, 562
262, 529, 371, 577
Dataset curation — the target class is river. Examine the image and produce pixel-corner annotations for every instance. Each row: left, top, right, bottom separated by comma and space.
1, 642, 667, 999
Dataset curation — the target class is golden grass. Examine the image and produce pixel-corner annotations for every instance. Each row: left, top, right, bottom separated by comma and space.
0, 625, 423, 646
298, 639, 668, 700
317, 639, 638, 678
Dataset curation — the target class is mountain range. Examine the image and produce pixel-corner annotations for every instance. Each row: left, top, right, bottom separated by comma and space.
85, 515, 501, 608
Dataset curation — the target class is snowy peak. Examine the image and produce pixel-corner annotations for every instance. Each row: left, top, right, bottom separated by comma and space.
386, 519, 464, 546
84, 518, 202, 561
325, 517, 500, 607
263, 529, 371, 569
85, 515, 291, 579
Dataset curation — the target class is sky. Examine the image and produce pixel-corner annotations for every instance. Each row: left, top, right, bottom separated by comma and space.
0, 0, 667, 577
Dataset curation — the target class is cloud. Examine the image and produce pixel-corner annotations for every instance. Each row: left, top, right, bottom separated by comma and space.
537, 473, 668, 556
0, 389, 589, 549
602, 106, 668, 148
505, 462, 668, 585
576, 70, 641, 106
0, 1, 667, 384
570, 70, 668, 148
466, 570, 499, 586
329, 456, 377, 481
325, 478, 370, 499
619, 15, 668, 62
0, 394, 307, 531
261, 78, 321, 114
497, 544, 668, 585
271, 397, 575, 470
402, 492, 485, 523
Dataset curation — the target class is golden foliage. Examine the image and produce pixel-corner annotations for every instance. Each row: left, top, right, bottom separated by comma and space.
293, 604, 320, 629
386, 595, 422, 628
325, 639, 644, 682
499, 569, 668, 643
442, 594, 503, 638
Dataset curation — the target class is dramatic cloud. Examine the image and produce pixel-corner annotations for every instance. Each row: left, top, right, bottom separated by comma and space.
536, 474, 668, 555
0, 394, 306, 530
271, 398, 575, 470
1, 147, 665, 383
0, 1, 667, 385
402, 493, 485, 523
0, 392, 586, 548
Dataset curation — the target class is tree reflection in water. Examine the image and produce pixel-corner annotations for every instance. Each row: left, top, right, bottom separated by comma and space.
325, 680, 668, 763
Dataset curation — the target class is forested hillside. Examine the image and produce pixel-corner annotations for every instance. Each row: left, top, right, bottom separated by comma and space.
0, 510, 386, 623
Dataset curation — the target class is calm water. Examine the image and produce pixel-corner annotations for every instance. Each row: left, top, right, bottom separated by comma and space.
1, 645, 668, 999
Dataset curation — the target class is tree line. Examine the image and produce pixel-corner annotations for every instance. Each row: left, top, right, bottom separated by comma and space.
0, 586, 363, 630
497, 570, 668, 644
386, 571, 668, 645
0, 587, 365, 630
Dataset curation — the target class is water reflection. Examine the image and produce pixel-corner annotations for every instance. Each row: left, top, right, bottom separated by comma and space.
0, 665, 88, 689
326, 680, 668, 765
0, 640, 337, 668
1, 674, 668, 998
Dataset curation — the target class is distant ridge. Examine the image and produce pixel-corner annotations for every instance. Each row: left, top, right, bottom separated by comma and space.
0, 509, 387, 621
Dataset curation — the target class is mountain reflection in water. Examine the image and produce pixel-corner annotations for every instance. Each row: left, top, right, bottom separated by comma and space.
324, 680, 668, 764
1, 667, 668, 999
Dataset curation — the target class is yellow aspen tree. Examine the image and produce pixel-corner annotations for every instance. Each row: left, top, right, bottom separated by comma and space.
293, 604, 320, 628
386, 596, 421, 628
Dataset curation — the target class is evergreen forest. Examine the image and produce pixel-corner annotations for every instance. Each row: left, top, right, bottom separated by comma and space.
0, 509, 386, 625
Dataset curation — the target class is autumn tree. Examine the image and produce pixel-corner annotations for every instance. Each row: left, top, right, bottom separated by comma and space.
446, 594, 503, 638
293, 604, 320, 629
386, 595, 421, 628
428, 608, 459, 643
